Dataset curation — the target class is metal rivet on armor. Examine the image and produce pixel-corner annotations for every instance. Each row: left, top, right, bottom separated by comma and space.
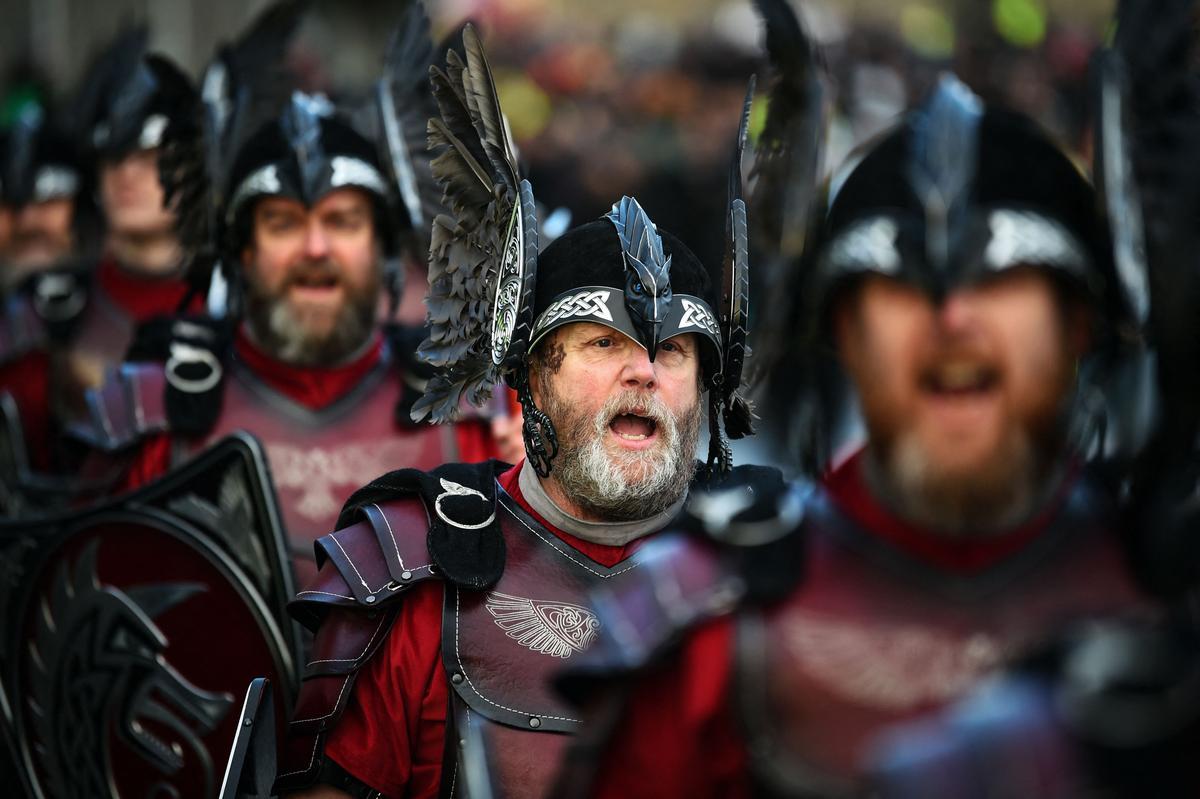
451, 673, 464, 684
528, 717, 541, 729
401, 570, 413, 580
365, 595, 376, 604
429, 565, 438, 575
244, 718, 253, 727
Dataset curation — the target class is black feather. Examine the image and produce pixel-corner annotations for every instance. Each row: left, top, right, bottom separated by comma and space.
415, 24, 535, 423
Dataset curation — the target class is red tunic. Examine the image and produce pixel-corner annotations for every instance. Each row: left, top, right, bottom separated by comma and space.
324, 463, 637, 797
582, 452, 1148, 799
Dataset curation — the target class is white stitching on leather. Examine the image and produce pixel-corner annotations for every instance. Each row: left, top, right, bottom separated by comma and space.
453, 586, 581, 723
306, 613, 390, 666
371, 502, 406, 570
296, 589, 354, 600
292, 674, 354, 724
498, 493, 639, 579
330, 533, 375, 593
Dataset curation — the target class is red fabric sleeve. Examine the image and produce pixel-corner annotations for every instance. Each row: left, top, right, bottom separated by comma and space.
325, 581, 449, 799
588, 616, 751, 799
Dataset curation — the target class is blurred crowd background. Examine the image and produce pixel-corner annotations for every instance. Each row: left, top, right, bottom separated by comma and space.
0, 0, 1113, 269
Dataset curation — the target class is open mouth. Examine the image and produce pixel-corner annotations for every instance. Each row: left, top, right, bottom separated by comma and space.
919, 361, 1000, 398
609, 412, 658, 442
291, 272, 340, 290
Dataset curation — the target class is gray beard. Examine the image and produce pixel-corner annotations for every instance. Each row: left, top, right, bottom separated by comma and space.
243, 264, 379, 367
865, 423, 1065, 536
543, 385, 702, 522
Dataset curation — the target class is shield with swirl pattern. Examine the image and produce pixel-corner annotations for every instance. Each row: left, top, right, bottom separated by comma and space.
0, 432, 298, 799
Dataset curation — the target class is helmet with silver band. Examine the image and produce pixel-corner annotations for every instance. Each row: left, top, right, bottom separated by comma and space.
75, 26, 196, 162
412, 24, 753, 477
810, 75, 1125, 327
158, 1, 441, 317
762, 73, 1136, 474
222, 92, 397, 256
0, 104, 82, 211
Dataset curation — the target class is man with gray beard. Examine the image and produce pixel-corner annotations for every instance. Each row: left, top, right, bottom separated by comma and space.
69, 93, 505, 588
272, 198, 765, 799
267, 27, 763, 799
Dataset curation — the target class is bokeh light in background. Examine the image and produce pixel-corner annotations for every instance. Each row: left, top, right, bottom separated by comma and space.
0, 0, 1115, 266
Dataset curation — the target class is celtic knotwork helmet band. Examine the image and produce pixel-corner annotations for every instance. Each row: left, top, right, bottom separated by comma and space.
528, 285, 721, 360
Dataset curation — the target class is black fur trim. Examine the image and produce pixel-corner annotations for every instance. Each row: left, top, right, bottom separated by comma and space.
337, 460, 509, 591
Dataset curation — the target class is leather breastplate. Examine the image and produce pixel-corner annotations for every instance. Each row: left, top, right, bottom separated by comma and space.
196, 357, 457, 587
736, 482, 1150, 798
63, 284, 136, 414
442, 485, 639, 798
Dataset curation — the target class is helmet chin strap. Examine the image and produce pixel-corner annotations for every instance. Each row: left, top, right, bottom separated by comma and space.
515, 365, 559, 478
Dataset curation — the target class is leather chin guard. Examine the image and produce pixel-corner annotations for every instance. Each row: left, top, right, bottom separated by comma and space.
275, 461, 508, 794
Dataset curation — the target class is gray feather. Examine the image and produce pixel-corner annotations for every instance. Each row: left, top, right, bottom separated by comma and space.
415, 24, 533, 423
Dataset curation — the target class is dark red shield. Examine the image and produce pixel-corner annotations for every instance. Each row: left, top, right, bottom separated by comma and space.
0, 432, 298, 799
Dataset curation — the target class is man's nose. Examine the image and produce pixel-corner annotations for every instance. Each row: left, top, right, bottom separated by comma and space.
620, 347, 657, 390
303, 218, 329, 260
935, 290, 976, 335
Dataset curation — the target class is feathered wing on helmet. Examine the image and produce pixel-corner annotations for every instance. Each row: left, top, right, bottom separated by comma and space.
748, 0, 826, 267
412, 24, 539, 431
743, 0, 829, 472
369, 1, 446, 252
70, 25, 151, 149
158, 0, 307, 307
1106, 0, 1200, 443
719, 78, 756, 442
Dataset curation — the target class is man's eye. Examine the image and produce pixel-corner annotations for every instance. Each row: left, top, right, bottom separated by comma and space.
660, 341, 677, 352
595, 338, 613, 348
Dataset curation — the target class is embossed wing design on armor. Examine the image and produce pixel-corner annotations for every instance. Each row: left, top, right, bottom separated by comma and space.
782, 608, 1005, 711
485, 591, 601, 659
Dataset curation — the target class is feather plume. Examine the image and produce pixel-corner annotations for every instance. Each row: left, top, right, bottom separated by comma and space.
748, 0, 825, 263
1111, 0, 1200, 453
745, 0, 826, 385
70, 26, 150, 146
720, 79, 755, 439
370, 1, 445, 247
159, 0, 305, 291
413, 24, 536, 423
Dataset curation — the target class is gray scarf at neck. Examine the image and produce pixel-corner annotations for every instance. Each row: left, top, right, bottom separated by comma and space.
516, 458, 686, 546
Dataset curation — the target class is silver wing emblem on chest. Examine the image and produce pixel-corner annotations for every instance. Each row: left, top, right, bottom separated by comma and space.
485, 591, 601, 658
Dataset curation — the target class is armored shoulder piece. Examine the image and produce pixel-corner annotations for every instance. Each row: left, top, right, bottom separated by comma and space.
288, 495, 441, 629
64, 362, 170, 452
278, 459, 507, 793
